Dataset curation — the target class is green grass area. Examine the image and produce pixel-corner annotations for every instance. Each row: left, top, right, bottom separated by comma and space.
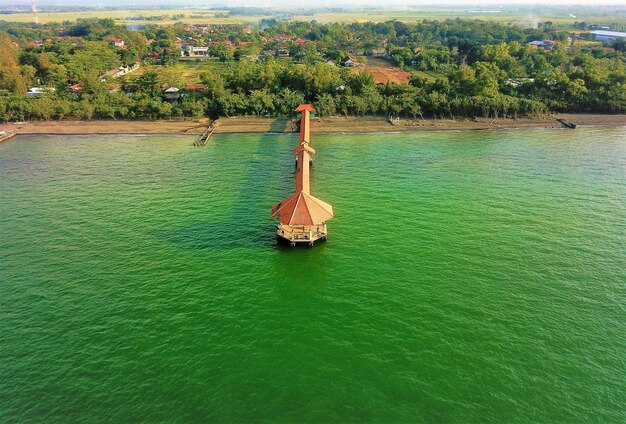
131, 61, 232, 85
408, 70, 440, 83
178, 61, 232, 82
2, 7, 624, 27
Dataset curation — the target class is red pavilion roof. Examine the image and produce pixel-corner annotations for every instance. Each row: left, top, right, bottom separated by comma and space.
271, 192, 334, 226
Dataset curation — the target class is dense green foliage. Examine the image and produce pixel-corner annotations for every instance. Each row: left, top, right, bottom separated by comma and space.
0, 17, 624, 121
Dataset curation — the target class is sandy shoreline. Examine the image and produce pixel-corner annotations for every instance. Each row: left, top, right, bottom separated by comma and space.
0, 119, 209, 136
214, 114, 625, 134
1, 114, 624, 137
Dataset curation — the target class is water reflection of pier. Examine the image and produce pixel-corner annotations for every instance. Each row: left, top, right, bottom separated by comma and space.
271, 104, 334, 246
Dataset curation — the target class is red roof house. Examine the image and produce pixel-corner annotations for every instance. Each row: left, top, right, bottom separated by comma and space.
184, 85, 206, 92
275, 34, 292, 42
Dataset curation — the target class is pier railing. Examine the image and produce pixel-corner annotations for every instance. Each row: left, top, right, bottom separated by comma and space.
277, 224, 327, 243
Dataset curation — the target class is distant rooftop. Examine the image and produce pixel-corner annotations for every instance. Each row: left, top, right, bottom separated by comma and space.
590, 30, 626, 38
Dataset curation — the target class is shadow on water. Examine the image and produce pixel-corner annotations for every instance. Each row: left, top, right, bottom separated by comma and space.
156, 220, 278, 250
157, 134, 296, 251
268, 117, 297, 134
159, 221, 331, 252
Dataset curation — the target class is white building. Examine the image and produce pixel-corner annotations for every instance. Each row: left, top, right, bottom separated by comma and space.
181, 45, 209, 57
100, 62, 140, 81
591, 31, 626, 42
26, 87, 46, 96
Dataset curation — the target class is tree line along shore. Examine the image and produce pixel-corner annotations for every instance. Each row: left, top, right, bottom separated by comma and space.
0, 17, 625, 124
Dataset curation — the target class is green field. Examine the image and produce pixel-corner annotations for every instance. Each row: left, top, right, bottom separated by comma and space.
2, 7, 625, 27
173, 61, 232, 83
129, 61, 232, 86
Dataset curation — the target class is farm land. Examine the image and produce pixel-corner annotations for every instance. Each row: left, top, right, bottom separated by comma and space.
1, 6, 625, 28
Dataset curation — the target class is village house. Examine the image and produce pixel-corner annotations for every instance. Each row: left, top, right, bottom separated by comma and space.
164, 87, 180, 100
275, 47, 290, 58
113, 38, 125, 48
180, 45, 209, 58
344, 58, 356, 67
528, 40, 556, 51
184, 85, 206, 92
26, 87, 46, 96
275, 34, 292, 43
70, 84, 84, 94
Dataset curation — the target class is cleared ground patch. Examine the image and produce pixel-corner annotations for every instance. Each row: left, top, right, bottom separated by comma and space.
353, 58, 412, 85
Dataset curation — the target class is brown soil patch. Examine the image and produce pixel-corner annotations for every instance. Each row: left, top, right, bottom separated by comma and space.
352, 58, 412, 85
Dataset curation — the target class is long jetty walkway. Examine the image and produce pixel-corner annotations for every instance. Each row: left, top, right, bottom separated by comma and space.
193, 119, 220, 146
271, 104, 334, 246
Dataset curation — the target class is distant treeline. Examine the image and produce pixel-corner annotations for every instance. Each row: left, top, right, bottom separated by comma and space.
0, 17, 624, 122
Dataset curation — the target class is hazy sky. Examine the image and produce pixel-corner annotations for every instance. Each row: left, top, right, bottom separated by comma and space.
28, 0, 626, 6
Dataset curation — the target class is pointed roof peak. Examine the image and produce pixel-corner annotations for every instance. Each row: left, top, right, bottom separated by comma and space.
271, 191, 334, 226
295, 104, 315, 112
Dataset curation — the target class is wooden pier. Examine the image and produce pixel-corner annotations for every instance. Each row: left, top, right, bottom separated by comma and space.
193, 119, 220, 146
0, 130, 17, 143
271, 104, 334, 246
556, 118, 577, 129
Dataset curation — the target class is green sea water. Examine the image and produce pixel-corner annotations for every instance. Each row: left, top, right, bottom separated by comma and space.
1, 128, 625, 423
